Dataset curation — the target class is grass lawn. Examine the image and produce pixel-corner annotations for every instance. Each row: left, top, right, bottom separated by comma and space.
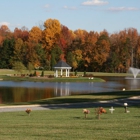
0, 69, 128, 76
0, 68, 137, 83
0, 69, 106, 82
0, 107, 140, 140
0, 75, 105, 82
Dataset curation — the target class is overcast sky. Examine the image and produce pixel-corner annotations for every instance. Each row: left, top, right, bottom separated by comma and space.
0, 0, 140, 33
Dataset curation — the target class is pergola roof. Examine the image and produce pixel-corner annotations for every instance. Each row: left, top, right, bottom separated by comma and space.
53, 60, 71, 69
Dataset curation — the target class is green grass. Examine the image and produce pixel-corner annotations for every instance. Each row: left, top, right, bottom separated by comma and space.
0, 74, 105, 82
0, 69, 138, 82
0, 69, 134, 77
0, 107, 140, 140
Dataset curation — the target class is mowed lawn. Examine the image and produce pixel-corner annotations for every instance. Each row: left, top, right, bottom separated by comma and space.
0, 107, 140, 140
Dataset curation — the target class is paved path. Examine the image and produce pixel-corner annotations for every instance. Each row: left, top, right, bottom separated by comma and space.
0, 96, 140, 112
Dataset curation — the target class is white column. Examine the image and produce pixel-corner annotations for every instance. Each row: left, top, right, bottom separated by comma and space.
55, 70, 56, 77
61, 69, 63, 76
68, 69, 70, 77
56, 70, 58, 77
66, 69, 68, 77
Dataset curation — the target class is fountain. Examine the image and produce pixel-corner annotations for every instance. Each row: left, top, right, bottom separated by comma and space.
126, 67, 140, 79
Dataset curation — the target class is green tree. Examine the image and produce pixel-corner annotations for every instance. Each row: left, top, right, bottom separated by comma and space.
13, 38, 25, 62
0, 39, 14, 68
13, 61, 27, 74
50, 45, 62, 70
66, 52, 74, 70
27, 62, 34, 73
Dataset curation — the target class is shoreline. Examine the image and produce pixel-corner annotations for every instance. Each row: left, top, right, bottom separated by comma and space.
0, 96, 140, 112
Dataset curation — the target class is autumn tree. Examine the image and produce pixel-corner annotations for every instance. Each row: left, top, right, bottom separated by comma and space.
25, 26, 43, 69
0, 18, 140, 72
72, 49, 82, 70
21, 26, 29, 41
135, 36, 140, 67
119, 31, 131, 72
92, 30, 110, 71
13, 28, 23, 39
74, 29, 87, 45
109, 29, 133, 72
127, 28, 139, 67
42, 19, 61, 53
0, 36, 3, 46
26, 41, 40, 69
108, 33, 121, 72
67, 29, 88, 70
13, 27, 29, 41
28, 26, 42, 44
0, 25, 12, 45
83, 31, 98, 71
0, 25, 11, 37
59, 25, 75, 54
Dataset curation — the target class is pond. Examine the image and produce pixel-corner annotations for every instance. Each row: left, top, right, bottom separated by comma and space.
0, 76, 140, 104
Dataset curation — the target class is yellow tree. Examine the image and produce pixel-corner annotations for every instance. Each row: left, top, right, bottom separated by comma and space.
94, 30, 110, 67
42, 19, 61, 53
72, 49, 82, 70
27, 26, 43, 68
28, 26, 42, 44
74, 29, 88, 45
71, 29, 88, 70
83, 31, 98, 69
72, 61, 78, 70
74, 49, 82, 62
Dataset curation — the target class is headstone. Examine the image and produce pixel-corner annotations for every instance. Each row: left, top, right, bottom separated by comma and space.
109, 107, 115, 114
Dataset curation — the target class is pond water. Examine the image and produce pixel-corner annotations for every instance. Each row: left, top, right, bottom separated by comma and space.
0, 76, 140, 104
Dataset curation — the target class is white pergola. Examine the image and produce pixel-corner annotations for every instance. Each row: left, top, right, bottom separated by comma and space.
53, 60, 72, 77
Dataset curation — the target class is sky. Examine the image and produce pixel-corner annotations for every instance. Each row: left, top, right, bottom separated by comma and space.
0, 0, 140, 34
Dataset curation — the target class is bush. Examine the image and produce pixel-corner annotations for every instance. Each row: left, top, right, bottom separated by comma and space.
41, 71, 44, 77
75, 70, 77, 76
83, 73, 94, 77
48, 75, 54, 78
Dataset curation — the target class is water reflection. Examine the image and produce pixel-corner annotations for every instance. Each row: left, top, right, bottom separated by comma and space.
0, 77, 140, 104
0, 87, 54, 104
54, 82, 70, 96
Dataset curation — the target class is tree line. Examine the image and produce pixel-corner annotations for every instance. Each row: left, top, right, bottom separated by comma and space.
0, 18, 140, 73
